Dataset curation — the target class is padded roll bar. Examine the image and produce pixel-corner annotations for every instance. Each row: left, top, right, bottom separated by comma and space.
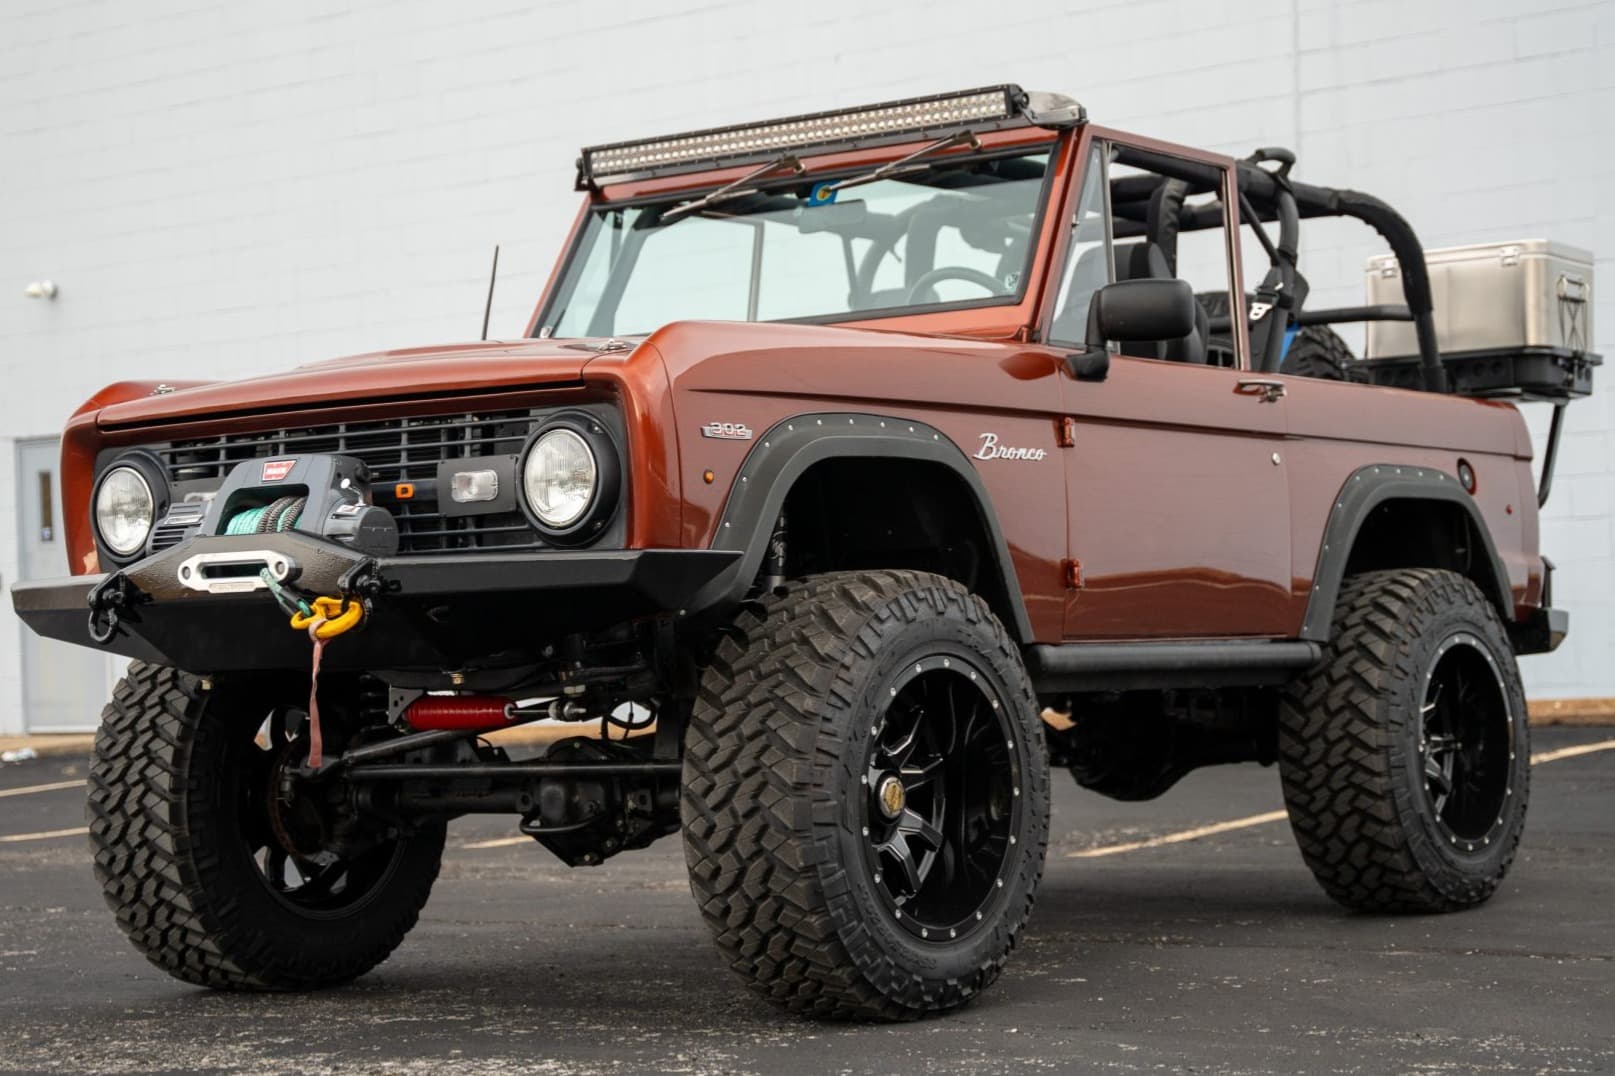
1234, 165, 1448, 392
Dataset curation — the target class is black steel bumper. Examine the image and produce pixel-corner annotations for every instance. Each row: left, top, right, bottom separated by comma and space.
10, 531, 740, 673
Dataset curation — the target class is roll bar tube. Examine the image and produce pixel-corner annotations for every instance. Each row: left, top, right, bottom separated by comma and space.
1234, 163, 1448, 392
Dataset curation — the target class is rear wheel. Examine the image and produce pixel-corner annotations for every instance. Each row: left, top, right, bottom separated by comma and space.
682, 571, 1049, 1020
1279, 569, 1529, 911
89, 662, 445, 989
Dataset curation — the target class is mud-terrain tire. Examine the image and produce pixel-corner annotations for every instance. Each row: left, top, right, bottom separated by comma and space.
1279, 569, 1529, 912
89, 662, 445, 989
682, 571, 1050, 1020
1280, 324, 1353, 381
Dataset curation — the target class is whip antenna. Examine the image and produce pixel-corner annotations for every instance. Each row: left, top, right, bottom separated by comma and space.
480, 245, 500, 340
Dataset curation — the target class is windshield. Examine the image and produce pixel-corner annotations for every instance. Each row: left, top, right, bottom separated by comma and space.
538, 149, 1052, 339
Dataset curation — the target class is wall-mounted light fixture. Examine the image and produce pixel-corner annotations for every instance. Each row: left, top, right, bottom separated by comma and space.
24, 280, 59, 300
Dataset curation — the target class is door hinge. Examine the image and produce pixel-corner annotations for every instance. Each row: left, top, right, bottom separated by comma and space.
1056, 416, 1077, 448
1061, 558, 1084, 589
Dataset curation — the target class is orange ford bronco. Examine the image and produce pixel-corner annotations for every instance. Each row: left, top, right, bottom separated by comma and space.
14, 85, 1596, 1019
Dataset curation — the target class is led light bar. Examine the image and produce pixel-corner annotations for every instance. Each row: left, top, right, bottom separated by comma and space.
577, 84, 1084, 188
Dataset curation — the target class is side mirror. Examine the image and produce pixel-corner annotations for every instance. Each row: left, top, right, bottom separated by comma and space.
1085, 278, 1197, 347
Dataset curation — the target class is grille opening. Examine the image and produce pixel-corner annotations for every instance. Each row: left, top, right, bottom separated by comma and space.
158, 410, 546, 554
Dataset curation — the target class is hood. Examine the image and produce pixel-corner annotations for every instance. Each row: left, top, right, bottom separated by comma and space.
95, 339, 606, 428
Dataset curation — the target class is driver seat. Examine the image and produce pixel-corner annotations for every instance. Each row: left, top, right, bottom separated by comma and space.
1111, 241, 1209, 364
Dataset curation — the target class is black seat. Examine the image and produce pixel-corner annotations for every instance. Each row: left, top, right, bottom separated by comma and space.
1110, 240, 1209, 364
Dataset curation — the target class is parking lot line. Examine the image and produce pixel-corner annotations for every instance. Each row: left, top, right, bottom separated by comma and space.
0, 779, 85, 799
0, 826, 89, 844
1530, 737, 1615, 765
1068, 810, 1290, 858
1068, 738, 1615, 859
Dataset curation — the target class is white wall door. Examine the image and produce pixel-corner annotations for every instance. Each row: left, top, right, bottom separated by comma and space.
16, 437, 111, 732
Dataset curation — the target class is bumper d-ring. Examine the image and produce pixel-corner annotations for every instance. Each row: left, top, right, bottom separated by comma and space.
85, 572, 135, 645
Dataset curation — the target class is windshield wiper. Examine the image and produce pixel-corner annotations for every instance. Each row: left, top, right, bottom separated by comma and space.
663, 154, 805, 223
825, 130, 981, 193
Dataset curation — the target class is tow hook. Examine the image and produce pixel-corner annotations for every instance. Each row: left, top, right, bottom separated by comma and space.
86, 572, 137, 645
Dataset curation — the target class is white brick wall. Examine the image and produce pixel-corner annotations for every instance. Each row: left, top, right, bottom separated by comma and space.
2, 0, 1611, 730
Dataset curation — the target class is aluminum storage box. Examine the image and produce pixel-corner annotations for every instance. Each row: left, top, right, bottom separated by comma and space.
1365, 239, 1593, 358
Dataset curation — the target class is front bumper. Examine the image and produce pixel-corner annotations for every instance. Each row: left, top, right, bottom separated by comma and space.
11, 531, 740, 673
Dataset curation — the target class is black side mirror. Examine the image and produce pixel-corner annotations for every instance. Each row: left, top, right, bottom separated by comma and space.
1085, 278, 1196, 347
1065, 349, 1110, 382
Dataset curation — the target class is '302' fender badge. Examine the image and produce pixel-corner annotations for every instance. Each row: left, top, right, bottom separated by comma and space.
700, 422, 753, 441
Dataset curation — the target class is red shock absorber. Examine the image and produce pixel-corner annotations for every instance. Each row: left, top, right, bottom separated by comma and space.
404, 695, 515, 730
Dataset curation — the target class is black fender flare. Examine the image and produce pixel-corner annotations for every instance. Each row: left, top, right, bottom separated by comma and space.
696, 412, 1035, 643
1299, 463, 1513, 641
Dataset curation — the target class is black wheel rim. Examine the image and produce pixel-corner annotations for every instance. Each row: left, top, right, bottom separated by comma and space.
860, 653, 1020, 940
236, 707, 407, 919
1418, 632, 1516, 851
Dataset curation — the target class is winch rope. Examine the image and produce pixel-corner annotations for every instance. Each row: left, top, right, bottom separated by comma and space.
224, 496, 306, 536
258, 568, 312, 619
224, 505, 271, 535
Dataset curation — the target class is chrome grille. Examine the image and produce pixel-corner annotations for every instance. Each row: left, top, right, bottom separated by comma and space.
155, 410, 544, 554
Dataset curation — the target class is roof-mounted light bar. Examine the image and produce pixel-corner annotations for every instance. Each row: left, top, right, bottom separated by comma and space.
576, 84, 1085, 189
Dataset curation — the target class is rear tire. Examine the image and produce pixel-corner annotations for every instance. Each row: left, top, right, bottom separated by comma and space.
682, 571, 1049, 1020
89, 662, 445, 989
1279, 569, 1529, 912
1280, 324, 1353, 381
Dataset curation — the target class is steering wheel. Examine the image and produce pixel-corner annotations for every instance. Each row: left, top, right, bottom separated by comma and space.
906, 266, 1004, 304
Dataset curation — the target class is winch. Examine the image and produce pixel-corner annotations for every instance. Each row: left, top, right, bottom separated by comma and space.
154, 454, 399, 560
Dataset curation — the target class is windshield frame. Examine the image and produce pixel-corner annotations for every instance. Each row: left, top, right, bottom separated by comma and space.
529, 130, 1065, 340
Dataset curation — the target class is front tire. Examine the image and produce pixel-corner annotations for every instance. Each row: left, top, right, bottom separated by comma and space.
89, 662, 446, 989
682, 571, 1050, 1020
1279, 569, 1529, 912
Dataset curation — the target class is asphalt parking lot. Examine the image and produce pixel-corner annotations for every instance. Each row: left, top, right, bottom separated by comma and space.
2, 727, 1611, 1075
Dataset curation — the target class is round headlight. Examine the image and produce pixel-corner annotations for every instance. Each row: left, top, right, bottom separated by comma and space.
95, 465, 155, 557
523, 427, 599, 529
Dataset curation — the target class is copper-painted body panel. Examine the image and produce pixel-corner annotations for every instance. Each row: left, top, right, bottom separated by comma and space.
1054, 354, 1292, 638
54, 119, 1543, 648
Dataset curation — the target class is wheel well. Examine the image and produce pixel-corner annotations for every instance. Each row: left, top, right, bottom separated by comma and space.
1341, 497, 1509, 613
777, 457, 1023, 638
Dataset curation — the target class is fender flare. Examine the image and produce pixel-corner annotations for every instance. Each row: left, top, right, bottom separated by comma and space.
1299, 464, 1513, 641
698, 411, 1035, 643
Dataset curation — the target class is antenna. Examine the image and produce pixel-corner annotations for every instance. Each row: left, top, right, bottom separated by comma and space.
480, 245, 500, 341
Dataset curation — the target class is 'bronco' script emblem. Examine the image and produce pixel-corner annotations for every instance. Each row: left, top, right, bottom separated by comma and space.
974, 433, 1047, 461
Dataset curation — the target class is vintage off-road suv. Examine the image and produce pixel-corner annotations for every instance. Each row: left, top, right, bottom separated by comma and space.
14, 86, 1597, 1019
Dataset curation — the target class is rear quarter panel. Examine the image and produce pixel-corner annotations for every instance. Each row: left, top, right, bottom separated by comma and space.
1281, 375, 1538, 622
